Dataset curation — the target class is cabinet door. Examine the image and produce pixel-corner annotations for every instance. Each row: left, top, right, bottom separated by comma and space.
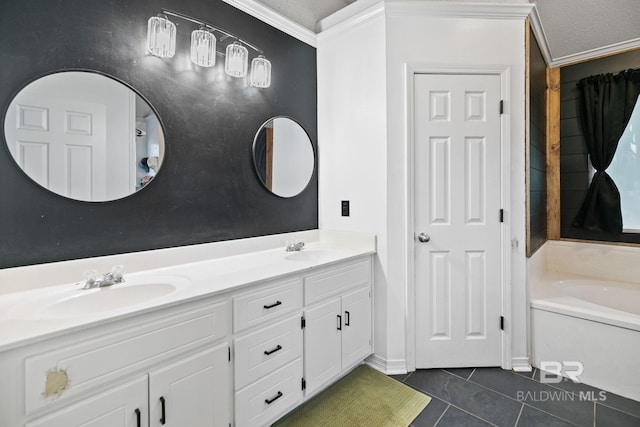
149, 343, 230, 427
26, 376, 147, 427
303, 298, 342, 396
342, 286, 372, 368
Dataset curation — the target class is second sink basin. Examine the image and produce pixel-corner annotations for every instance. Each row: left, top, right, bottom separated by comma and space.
284, 249, 333, 262
9, 275, 190, 320
43, 282, 177, 317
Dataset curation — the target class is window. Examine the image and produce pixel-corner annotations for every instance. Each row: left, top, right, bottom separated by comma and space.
607, 95, 640, 231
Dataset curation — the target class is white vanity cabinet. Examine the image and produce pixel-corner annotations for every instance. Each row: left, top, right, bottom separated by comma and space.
26, 376, 148, 427
1, 298, 231, 427
148, 343, 230, 427
26, 343, 230, 427
232, 277, 304, 427
303, 258, 372, 396
232, 256, 373, 426
0, 246, 374, 427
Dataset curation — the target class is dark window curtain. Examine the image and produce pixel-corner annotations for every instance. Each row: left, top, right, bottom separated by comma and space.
572, 69, 640, 232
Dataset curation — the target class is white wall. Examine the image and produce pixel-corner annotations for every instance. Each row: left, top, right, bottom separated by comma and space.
318, 1, 530, 372
317, 7, 391, 363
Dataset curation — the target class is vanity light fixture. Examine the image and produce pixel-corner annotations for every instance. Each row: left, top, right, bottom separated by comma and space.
225, 42, 248, 78
191, 26, 216, 67
250, 55, 272, 88
146, 10, 271, 88
146, 14, 176, 58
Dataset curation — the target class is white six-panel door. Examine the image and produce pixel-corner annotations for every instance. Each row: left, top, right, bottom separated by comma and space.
414, 73, 503, 368
5, 94, 108, 200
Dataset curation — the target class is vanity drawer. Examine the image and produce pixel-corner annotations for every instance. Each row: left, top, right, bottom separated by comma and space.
234, 315, 302, 390
233, 277, 302, 333
304, 257, 371, 305
235, 358, 303, 427
24, 299, 229, 415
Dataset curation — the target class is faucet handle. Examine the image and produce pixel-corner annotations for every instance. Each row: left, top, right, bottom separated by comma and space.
84, 269, 98, 283
111, 265, 124, 283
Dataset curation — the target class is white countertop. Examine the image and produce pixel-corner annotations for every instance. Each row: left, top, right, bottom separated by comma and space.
0, 230, 376, 352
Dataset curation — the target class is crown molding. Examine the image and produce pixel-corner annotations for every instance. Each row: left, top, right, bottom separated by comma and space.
221, 0, 317, 47
317, 2, 385, 41
528, 5, 553, 66
384, 1, 534, 20
549, 37, 640, 67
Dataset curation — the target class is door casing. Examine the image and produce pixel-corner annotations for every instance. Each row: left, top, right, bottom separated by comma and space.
404, 64, 512, 371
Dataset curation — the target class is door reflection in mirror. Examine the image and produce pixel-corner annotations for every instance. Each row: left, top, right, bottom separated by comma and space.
4, 71, 165, 202
252, 116, 314, 198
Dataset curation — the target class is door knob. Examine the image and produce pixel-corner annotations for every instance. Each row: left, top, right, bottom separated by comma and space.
417, 233, 430, 243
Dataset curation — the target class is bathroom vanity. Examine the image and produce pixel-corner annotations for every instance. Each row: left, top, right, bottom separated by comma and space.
0, 231, 375, 427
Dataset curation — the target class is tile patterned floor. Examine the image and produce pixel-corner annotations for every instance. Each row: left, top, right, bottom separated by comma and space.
391, 368, 640, 427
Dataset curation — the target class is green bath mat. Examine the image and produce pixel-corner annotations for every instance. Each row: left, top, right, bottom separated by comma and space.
273, 365, 430, 427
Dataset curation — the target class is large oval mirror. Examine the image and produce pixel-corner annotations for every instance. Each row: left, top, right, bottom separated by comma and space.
3, 71, 165, 202
252, 117, 314, 198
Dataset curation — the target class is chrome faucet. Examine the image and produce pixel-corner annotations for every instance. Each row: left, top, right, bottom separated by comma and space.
83, 265, 125, 289
285, 239, 305, 252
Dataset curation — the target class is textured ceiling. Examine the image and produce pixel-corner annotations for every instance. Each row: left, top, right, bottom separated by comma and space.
255, 0, 356, 31
535, 0, 640, 61
255, 0, 640, 64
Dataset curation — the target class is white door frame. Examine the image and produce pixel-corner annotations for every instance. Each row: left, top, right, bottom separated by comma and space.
405, 64, 512, 371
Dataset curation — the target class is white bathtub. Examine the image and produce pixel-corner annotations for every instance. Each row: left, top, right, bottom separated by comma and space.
531, 273, 640, 401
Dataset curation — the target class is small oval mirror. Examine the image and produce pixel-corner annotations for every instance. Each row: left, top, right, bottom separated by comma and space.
252, 117, 314, 198
3, 71, 165, 202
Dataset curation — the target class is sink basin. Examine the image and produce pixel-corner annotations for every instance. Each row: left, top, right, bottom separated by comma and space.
42, 282, 177, 317
284, 249, 333, 262
9, 275, 190, 320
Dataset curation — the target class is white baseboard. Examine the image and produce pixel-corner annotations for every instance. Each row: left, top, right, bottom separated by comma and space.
366, 354, 407, 375
511, 356, 532, 372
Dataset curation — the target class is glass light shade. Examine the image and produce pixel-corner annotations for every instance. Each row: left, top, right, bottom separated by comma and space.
146, 15, 176, 58
250, 55, 271, 88
190, 27, 216, 67
225, 42, 248, 78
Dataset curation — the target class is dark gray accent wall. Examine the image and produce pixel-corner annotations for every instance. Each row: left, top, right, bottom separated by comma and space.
560, 49, 640, 244
0, 0, 317, 269
528, 29, 547, 255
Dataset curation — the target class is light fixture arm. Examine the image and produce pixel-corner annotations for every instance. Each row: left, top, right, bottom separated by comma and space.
161, 9, 264, 55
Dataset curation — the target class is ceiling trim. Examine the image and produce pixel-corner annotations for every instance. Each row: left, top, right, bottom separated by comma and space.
221, 0, 317, 47
528, 5, 553, 66
549, 38, 640, 68
317, 2, 385, 40
384, 1, 533, 20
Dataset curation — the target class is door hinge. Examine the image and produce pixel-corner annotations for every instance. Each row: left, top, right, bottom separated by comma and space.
301, 316, 306, 329
228, 346, 231, 362
500, 316, 505, 331
301, 377, 306, 391
499, 209, 504, 223
499, 100, 504, 114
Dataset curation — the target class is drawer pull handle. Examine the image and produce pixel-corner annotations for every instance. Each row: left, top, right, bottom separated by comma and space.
264, 301, 282, 309
264, 345, 283, 356
345, 310, 350, 326
160, 396, 166, 425
135, 408, 141, 427
265, 391, 283, 405
337, 314, 342, 331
